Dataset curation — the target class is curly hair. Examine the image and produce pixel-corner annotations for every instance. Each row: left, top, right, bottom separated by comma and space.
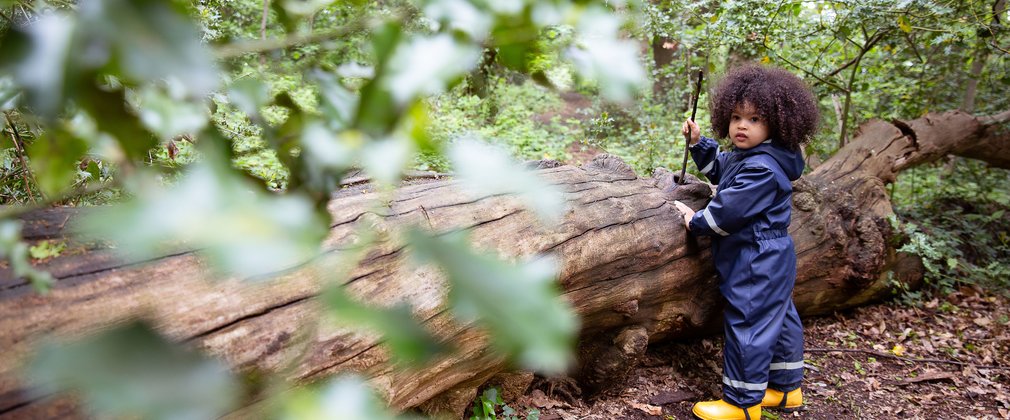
709, 65, 819, 151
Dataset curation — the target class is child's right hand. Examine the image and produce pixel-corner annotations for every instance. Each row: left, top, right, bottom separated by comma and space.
681, 120, 700, 145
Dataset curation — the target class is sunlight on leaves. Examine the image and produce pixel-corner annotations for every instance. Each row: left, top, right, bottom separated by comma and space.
449, 137, 566, 223
28, 321, 240, 420
408, 229, 577, 373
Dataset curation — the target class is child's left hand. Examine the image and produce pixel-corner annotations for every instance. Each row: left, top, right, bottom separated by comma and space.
673, 201, 694, 230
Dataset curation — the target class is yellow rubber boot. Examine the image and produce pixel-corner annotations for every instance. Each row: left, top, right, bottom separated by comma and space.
692, 399, 761, 420
761, 388, 803, 412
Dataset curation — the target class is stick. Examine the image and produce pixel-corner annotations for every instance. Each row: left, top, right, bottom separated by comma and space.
678, 70, 703, 185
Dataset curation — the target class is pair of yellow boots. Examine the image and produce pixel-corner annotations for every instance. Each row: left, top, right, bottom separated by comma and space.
692, 388, 803, 420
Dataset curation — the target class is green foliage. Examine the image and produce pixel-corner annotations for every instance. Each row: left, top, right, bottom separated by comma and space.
470, 387, 538, 420
28, 238, 65, 260
889, 160, 1010, 299
408, 228, 578, 373
0, 220, 54, 293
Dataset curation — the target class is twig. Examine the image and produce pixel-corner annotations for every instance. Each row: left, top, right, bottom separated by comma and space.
4, 113, 38, 203
806, 347, 1010, 370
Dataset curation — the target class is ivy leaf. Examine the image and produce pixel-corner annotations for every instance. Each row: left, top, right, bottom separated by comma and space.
448, 137, 566, 223
407, 229, 577, 373
28, 321, 240, 420
322, 285, 446, 366
76, 84, 157, 161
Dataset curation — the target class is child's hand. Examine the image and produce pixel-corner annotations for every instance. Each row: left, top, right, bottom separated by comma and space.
681, 120, 700, 145
673, 200, 694, 230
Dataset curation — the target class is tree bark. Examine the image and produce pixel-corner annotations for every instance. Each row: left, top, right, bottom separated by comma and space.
1, 110, 1008, 418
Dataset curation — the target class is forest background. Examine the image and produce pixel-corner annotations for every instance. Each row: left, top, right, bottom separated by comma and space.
0, 0, 1008, 418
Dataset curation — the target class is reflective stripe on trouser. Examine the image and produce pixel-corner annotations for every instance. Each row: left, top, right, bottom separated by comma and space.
717, 232, 803, 407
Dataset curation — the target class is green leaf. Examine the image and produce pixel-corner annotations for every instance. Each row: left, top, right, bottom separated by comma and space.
26, 126, 89, 197
384, 34, 481, 106
448, 137, 566, 223
361, 135, 414, 187
28, 321, 240, 420
279, 376, 399, 420
78, 160, 328, 279
77, 84, 157, 161
227, 78, 272, 120
136, 85, 210, 141
0, 15, 76, 118
310, 69, 357, 128
407, 229, 577, 373
0, 221, 54, 294
77, 0, 219, 96
898, 15, 912, 33
322, 285, 446, 366
567, 7, 646, 102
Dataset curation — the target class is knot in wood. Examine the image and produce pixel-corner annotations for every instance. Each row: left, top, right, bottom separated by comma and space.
612, 299, 639, 317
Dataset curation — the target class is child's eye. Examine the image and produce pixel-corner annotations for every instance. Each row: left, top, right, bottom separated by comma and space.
751, 117, 760, 122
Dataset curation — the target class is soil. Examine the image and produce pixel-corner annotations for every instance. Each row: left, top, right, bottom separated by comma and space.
514, 288, 1010, 419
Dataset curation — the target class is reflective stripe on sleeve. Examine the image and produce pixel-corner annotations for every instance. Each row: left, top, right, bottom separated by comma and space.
700, 160, 715, 175
769, 361, 805, 371
702, 209, 730, 236
723, 376, 768, 391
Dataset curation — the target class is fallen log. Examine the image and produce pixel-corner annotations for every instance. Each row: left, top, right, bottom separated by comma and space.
0, 109, 1007, 418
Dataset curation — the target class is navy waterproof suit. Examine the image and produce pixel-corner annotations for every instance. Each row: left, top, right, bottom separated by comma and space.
687, 136, 805, 408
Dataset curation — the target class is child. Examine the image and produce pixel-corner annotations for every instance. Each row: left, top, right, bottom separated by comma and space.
673, 65, 819, 420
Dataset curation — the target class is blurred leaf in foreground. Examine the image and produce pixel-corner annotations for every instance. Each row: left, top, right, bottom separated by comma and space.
280, 375, 401, 420
449, 137, 566, 224
322, 285, 447, 366
28, 321, 240, 420
0, 221, 54, 294
79, 158, 328, 278
408, 229, 577, 373
566, 7, 646, 102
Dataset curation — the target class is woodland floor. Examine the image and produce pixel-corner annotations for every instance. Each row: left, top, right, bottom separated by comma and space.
511, 288, 1010, 420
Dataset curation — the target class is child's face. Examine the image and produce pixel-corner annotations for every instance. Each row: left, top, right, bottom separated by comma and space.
729, 101, 770, 150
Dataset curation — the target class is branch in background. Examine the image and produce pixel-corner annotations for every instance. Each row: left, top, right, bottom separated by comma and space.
764, 43, 848, 92
214, 10, 408, 59
3, 115, 38, 204
0, 181, 118, 221
825, 31, 887, 77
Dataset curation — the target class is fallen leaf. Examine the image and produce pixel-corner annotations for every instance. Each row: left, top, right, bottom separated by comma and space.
892, 344, 906, 357
630, 402, 662, 416
974, 317, 992, 327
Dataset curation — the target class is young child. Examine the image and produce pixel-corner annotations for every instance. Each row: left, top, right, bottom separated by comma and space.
673, 65, 819, 420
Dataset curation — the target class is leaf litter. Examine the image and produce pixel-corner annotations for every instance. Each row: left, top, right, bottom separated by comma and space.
514, 287, 1010, 419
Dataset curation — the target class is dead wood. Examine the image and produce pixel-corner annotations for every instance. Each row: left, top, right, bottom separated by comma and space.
0, 109, 1007, 418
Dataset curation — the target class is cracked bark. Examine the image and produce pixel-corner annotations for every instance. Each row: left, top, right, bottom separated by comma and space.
0, 110, 1008, 418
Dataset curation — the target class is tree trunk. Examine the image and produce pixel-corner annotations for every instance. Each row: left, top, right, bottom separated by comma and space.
1, 110, 1008, 418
